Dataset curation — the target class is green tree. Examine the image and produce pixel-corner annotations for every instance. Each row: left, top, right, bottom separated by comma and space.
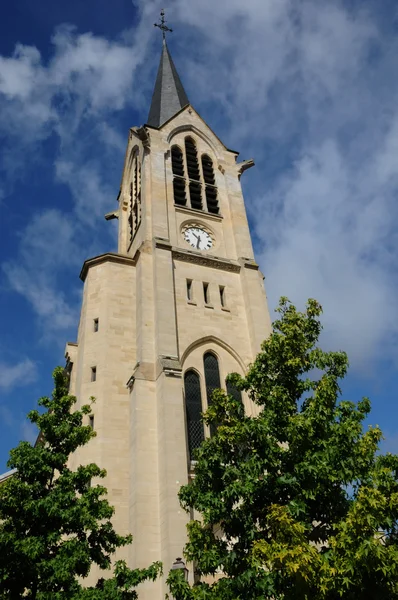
0, 367, 161, 599
167, 298, 398, 600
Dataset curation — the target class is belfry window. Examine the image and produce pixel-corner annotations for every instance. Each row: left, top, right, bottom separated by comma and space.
128, 150, 142, 242
171, 146, 187, 206
201, 154, 219, 214
184, 370, 205, 459
185, 138, 203, 210
171, 137, 219, 214
204, 352, 221, 435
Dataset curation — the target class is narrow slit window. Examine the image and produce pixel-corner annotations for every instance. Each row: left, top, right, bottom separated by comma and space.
187, 279, 193, 301
93, 318, 99, 332
219, 286, 226, 307
203, 282, 210, 305
89, 415, 95, 429
91, 366, 97, 382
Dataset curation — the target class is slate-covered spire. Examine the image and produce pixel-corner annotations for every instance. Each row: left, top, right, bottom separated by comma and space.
147, 38, 189, 128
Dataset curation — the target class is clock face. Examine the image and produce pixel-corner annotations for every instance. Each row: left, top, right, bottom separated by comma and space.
184, 227, 213, 250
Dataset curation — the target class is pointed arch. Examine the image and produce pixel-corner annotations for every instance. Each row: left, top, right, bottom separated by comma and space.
181, 336, 247, 373
167, 124, 219, 156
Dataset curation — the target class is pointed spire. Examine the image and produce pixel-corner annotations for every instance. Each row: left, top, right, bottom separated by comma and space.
147, 12, 189, 128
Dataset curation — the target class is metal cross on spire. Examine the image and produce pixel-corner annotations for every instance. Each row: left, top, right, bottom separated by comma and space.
154, 9, 173, 40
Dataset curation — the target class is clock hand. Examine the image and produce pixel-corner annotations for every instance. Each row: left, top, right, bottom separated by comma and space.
196, 236, 201, 249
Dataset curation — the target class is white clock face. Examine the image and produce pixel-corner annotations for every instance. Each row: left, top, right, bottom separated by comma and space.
184, 227, 213, 250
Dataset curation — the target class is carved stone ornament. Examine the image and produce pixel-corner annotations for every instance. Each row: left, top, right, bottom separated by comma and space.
180, 220, 215, 242
172, 249, 240, 273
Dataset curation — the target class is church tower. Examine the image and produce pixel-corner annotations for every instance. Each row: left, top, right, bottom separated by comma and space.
66, 14, 272, 598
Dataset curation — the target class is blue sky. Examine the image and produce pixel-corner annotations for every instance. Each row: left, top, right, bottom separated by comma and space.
1, 0, 398, 472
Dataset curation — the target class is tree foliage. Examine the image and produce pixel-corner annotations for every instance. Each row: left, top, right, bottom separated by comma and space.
167, 298, 398, 599
0, 367, 161, 599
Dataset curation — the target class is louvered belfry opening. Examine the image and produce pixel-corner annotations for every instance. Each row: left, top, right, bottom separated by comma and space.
184, 370, 205, 459
171, 145, 187, 206
204, 352, 221, 436
185, 137, 203, 210
129, 150, 142, 242
201, 154, 219, 214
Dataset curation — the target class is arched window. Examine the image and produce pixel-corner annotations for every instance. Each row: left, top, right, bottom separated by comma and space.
204, 352, 221, 435
185, 137, 203, 210
129, 149, 141, 242
171, 145, 186, 206
170, 136, 220, 215
184, 370, 205, 459
201, 155, 219, 214
226, 380, 243, 407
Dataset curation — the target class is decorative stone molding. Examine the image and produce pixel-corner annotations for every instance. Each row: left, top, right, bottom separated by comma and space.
159, 356, 182, 377
130, 126, 151, 150
172, 249, 240, 273
80, 253, 136, 281
154, 237, 172, 251
239, 257, 259, 271
174, 204, 223, 222
180, 220, 215, 242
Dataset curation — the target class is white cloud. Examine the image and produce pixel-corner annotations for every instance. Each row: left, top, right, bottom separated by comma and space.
166, 0, 398, 370
2, 209, 80, 334
0, 25, 151, 333
254, 138, 398, 368
1, 0, 398, 373
0, 359, 37, 391
20, 419, 38, 445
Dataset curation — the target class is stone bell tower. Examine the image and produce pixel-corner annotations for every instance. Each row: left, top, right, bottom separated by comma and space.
66, 13, 272, 599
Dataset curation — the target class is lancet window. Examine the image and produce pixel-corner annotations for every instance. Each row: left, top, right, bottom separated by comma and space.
204, 352, 221, 436
184, 370, 205, 459
171, 146, 187, 206
226, 380, 243, 406
201, 154, 219, 214
128, 150, 142, 242
171, 137, 219, 214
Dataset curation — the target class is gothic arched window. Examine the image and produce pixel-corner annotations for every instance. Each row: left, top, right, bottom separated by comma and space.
226, 380, 243, 407
204, 352, 221, 435
185, 137, 203, 210
171, 136, 220, 215
201, 154, 219, 214
171, 145, 186, 206
129, 149, 142, 242
184, 370, 205, 459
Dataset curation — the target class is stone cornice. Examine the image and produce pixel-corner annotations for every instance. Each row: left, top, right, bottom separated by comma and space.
80, 252, 135, 281
172, 248, 241, 273
239, 258, 259, 271
174, 205, 223, 222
